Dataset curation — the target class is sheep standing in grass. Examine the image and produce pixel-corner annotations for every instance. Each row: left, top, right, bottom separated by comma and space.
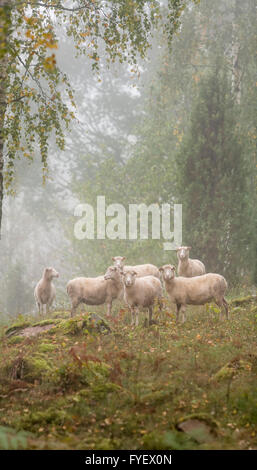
34, 267, 59, 315
159, 264, 229, 323
121, 270, 163, 326
112, 256, 160, 279
176, 246, 205, 277
67, 267, 123, 317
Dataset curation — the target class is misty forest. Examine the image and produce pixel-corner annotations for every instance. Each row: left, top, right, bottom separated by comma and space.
0, 0, 256, 451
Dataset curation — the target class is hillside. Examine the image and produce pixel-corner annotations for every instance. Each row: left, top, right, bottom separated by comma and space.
0, 295, 256, 450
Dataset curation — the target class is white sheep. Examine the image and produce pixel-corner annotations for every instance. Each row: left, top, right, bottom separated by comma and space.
34, 267, 59, 315
176, 246, 205, 277
121, 269, 163, 326
112, 256, 160, 279
159, 264, 229, 323
67, 267, 123, 317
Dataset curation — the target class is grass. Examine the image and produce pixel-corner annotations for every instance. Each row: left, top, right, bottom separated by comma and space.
0, 294, 256, 450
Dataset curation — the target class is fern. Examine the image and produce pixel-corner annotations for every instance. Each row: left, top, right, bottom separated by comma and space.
0, 426, 32, 450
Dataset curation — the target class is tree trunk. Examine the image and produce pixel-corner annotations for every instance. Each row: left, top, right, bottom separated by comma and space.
231, 0, 242, 104
0, 2, 11, 237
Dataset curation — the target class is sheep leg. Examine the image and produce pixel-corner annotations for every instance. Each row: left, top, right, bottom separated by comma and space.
215, 298, 227, 320
148, 306, 153, 326
181, 306, 187, 323
223, 297, 229, 320
131, 308, 135, 326
176, 303, 181, 323
158, 297, 163, 311
106, 300, 112, 316
71, 300, 80, 317
46, 303, 50, 316
135, 307, 139, 327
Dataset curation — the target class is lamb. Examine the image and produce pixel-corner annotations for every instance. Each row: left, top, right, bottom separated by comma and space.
112, 256, 160, 279
67, 266, 123, 317
121, 269, 163, 326
34, 267, 59, 315
176, 246, 205, 277
159, 264, 229, 323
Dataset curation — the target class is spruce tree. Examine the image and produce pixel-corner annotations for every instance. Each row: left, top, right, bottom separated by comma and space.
175, 62, 253, 283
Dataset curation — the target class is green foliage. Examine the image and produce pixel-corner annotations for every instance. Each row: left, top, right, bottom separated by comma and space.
0, 295, 257, 449
175, 61, 254, 282
67, 0, 256, 285
0, 425, 31, 450
0, 1, 195, 194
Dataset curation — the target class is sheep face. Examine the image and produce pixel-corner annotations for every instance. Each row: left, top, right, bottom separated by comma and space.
112, 256, 126, 269
104, 266, 119, 281
44, 267, 59, 281
159, 265, 176, 281
176, 246, 191, 261
122, 270, 137, 287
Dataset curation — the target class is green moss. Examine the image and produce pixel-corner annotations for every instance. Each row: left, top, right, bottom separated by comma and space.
51, 310, 70, 319
7, 335, 24, 345
88, 381, 121, 399
211, 359, 252, 382
32, 319, 61, 327
58, 318, 82, 335
231, 295, 256, 307
21, 408, 71, 431
23, 354, 54, 382
38, 343, 56, 353
5, 322, 31, 337
49, 314, 111, 337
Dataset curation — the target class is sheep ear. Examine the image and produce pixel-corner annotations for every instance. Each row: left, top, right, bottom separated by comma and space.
176, 247, 181, 251
122, 257, 126, 261
187, 246, 192, 250
171, 265, 176, 271
112, 257, 115, 261
133, 271, 138, 276
159, 267, 163, 272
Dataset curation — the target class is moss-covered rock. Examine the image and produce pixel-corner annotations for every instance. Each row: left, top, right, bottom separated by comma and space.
50, 313, 111, 337
32, 319, 62, 327
211, 358, 252, 382
231, 295, 256, 307
5, 322, 32, 338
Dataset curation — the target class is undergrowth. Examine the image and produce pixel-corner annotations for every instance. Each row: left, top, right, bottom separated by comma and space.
0, 295, 256, 450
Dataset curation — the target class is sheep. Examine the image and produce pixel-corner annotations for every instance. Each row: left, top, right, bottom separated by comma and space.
159, 264, 229, 323
34, 267, 59, 315
112, 256, 160, 279
121, 269, 163, 326
176, 246, 205, 277
67, 266, 123, 317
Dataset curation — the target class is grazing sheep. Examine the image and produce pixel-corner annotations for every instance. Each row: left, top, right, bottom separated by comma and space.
159, 264, 229, 323
112, 256, 160, 279
67, 267, 123, 317
176, 246, 205, 277
34, 267, 59, 315
121, 270, 163, 326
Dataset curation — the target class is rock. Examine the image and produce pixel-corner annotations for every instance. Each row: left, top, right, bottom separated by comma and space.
176, 414, 219, 444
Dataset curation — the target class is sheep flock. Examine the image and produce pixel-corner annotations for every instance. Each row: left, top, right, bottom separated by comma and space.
34, 247, 229, 325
